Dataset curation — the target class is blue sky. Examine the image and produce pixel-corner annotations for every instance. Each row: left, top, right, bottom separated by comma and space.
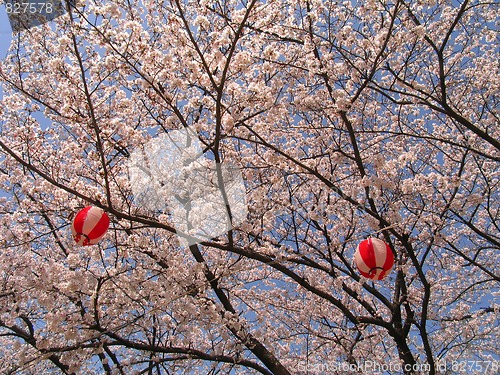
1, 6, 12, 100
0, 7, 55, 129
0, 5, 11, 39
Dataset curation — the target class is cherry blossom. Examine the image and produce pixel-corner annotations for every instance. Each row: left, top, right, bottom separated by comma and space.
0, 0, 498, 374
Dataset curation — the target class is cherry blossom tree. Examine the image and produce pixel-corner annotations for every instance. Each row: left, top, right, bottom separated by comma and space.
0, 0, 498, 374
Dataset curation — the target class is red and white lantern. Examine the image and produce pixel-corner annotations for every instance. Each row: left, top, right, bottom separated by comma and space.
354, 238, 394, 280
71, 206, 110, 246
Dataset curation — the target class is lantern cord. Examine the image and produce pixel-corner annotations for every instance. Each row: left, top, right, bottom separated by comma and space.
76, 232, 91, 245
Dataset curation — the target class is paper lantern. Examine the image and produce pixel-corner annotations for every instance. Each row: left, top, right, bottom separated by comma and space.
71, 206, 110, 246
354, 238, 394, 280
